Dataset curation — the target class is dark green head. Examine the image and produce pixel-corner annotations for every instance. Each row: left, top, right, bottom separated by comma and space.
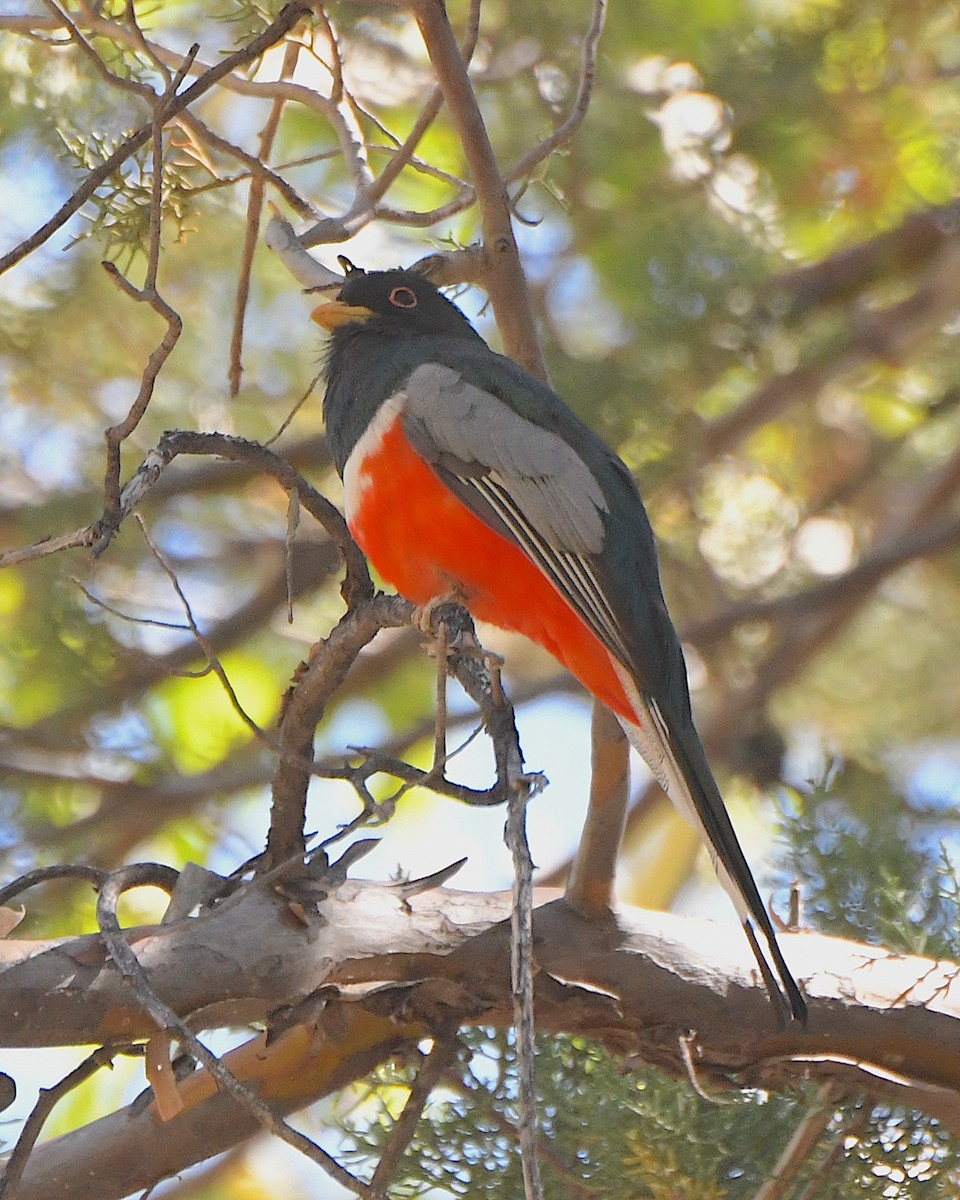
315, 266, 484, 472
312, 267, 481, 342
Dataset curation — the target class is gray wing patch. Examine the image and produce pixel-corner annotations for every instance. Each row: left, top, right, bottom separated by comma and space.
400, 362, 635, 666
402, 362, 606, 555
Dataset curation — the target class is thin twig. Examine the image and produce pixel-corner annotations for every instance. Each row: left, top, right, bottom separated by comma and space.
122, 0, 171, 84
149, 430, 373, 606
229, 37, 302, 396
426, 603, 546, 1199
0, 525, 99, 568
90, 26, 199, 538
751, 1083, 836, 1200
432, 618, 449, 771
73, 577, 191, 631
312, 8, 344, 102
0, 863, 105, 907
41, 0, 153, 104
505, 0, 607, 186
428, 604, 544, 798
677, 1032, 739, 1105
144, 43, 198, 292
350, 0, 480, 211
135, 515, 272, 747
369, 1035, 459, 1196
321, 746, 503, 810
0, 3, 311, 277
506, 781, 544, 1200
96, 264, 183, 546
0, 1046, 124, 1200
285, 485, 301, 623
176, 112, 317, 217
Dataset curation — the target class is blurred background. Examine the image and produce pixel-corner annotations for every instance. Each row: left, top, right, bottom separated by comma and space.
3, 0, 960, 1194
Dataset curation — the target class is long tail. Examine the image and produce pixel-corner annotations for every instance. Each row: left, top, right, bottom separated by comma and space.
611, 662, 806, 1026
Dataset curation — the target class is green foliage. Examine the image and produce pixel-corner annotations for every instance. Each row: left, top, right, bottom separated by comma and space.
57, 130, 205, 269
4, 0, 960, 1195
338, 1031, 960, 1198
783, 760, 960, 959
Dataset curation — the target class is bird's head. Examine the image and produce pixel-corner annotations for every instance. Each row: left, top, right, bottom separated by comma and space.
311, 264, 480, 343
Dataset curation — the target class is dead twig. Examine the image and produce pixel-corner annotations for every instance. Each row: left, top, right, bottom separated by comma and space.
427, 602, 546, 1200
135, 515, 272, 747
751, 1083, 837, 1200
152, 431, 374, 608
321, 745, 503, 812
1, 430, 372, 609
0, 863, 106, 907
268, 599, 542, 869
229, 37, 302, 397
0, 1046, 126, 1200
95, 266, 182, 551
299, 0, 482, 249
92, 44, 198, 540
369, 1034, 459, 1196
505, 0, 607, 187
41, 0, 153, 105
428, 603, 545, 799
506, 780, 545, 1200
176, 112, 317, 217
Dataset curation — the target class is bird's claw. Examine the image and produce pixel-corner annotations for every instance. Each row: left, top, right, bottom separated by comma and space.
413, 591, 463, 637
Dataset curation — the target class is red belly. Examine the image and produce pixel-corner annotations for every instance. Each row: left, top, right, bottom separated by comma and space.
347, 414, 633, 722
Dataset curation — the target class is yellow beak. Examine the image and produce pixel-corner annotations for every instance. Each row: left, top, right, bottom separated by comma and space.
310, 301, 375, 330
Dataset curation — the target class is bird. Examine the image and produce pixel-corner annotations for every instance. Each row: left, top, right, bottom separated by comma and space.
312, 262, 806, 1025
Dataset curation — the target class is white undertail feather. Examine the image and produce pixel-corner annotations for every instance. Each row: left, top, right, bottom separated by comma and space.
609, 656, 751, 923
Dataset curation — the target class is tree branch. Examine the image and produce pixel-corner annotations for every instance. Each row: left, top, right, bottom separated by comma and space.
0, 2, 311, 277
705, 240, 960, 458
414, 0, 546, 379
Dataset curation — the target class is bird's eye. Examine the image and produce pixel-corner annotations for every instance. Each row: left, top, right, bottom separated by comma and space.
389, 286, 418, 309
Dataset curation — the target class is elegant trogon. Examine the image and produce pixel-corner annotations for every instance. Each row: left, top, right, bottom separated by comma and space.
313, 265, 805, 1024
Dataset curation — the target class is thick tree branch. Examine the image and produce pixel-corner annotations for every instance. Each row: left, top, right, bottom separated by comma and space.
4, 885, 960, 1156
265, 592, 408, 867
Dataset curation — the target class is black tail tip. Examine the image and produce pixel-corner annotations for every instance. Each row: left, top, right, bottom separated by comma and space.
743, 920, 807, 1028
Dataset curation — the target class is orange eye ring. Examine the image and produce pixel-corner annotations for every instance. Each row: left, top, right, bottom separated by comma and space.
389, 286, 418, 309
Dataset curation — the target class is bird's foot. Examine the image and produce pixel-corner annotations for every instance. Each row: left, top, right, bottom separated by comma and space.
413, 590, 465, 640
